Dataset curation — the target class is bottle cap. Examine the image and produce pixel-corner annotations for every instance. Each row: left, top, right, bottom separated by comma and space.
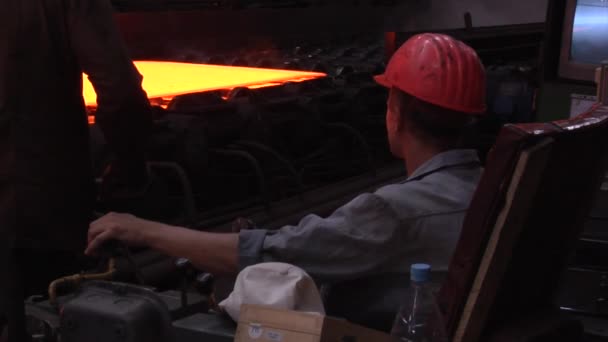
410, 263, 431, 282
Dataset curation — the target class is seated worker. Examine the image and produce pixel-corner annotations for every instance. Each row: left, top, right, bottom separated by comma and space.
85, 33, 487, 330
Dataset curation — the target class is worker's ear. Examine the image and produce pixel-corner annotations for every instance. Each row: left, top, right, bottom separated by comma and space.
389, 88, 408, 133
386, 89, 399, 135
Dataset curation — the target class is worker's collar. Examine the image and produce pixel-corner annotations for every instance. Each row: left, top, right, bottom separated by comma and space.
406, 149, 481, 181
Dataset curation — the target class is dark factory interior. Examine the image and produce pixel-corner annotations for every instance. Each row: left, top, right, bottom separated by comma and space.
1, 0, 608, 341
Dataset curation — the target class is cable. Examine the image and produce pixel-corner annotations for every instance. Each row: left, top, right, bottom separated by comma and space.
48, 259, 116, 307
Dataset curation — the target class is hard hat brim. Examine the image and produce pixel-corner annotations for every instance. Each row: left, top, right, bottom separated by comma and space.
373, 74, 391, 88
374, 72, 487, 115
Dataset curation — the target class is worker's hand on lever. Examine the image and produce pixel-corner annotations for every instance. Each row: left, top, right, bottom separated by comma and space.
85, 212, 169, 256
86, 213, 240, 275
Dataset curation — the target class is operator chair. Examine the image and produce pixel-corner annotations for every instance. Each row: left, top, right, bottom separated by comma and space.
433, 99, 608, 340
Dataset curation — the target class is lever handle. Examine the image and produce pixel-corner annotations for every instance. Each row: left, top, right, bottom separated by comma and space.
175, 258, 194, 307
175, 257, 191, 269
175, 258, 197, 278
194, 273, 215, 296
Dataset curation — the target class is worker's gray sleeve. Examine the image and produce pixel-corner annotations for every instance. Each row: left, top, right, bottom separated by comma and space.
238, 193, 406, 282
238, 229, 268, 269
66, 0, 152, 164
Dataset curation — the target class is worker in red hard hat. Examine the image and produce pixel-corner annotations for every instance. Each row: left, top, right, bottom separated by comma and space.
85, 33, 487, 331
0, 1, 152, 341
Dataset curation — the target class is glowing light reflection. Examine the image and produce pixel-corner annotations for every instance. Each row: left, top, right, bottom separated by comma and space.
83, 61, 326, 106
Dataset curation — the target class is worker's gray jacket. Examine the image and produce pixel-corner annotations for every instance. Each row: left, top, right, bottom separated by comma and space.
239, 149, 482, 282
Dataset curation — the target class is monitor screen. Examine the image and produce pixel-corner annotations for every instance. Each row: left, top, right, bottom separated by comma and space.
571, 0, 608, 64
559, 0, 608, 81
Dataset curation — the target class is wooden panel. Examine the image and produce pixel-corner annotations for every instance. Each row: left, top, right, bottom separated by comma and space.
434, 106, 608, 340
454, 138, 554, 342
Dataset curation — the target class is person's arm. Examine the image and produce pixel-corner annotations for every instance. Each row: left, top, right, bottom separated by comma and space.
67, 0, 153, 186
145, 226, 239, 276
87, 193, 406, 280
86, 213, 239, 276
238, 192, 407, 282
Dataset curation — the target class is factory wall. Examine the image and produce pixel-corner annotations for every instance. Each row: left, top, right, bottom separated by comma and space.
386, 0, 549, 31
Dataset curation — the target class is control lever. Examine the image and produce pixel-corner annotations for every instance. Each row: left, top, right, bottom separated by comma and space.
175, 258, 197, 307
194, 273, 215, 296
97, 240, 146, 285
195, 272, 218, 312
175, 258, 217, 311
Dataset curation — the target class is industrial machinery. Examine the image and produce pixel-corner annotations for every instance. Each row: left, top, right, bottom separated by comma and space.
23, 12, 403, 340
19, 1, 607, 341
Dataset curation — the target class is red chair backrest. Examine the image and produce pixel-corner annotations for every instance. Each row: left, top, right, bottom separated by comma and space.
435, 105, 608, 341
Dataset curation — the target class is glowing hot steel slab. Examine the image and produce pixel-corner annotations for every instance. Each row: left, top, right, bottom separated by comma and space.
83, 61, 326, 106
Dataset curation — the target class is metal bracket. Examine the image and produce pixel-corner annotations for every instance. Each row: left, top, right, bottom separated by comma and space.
595, 62, 608, 105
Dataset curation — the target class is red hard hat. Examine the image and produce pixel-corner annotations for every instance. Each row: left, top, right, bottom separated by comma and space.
375, 33, 486, 114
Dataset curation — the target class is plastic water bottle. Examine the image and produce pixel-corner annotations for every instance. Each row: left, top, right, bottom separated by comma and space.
390, 263, 435, 342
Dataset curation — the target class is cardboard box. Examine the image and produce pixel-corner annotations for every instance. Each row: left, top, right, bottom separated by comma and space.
234, 304, 392, 342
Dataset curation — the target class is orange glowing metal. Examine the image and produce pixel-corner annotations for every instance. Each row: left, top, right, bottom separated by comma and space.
83, 61, 326, 106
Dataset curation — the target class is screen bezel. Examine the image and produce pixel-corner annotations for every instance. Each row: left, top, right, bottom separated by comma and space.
558, 0, 599, 82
